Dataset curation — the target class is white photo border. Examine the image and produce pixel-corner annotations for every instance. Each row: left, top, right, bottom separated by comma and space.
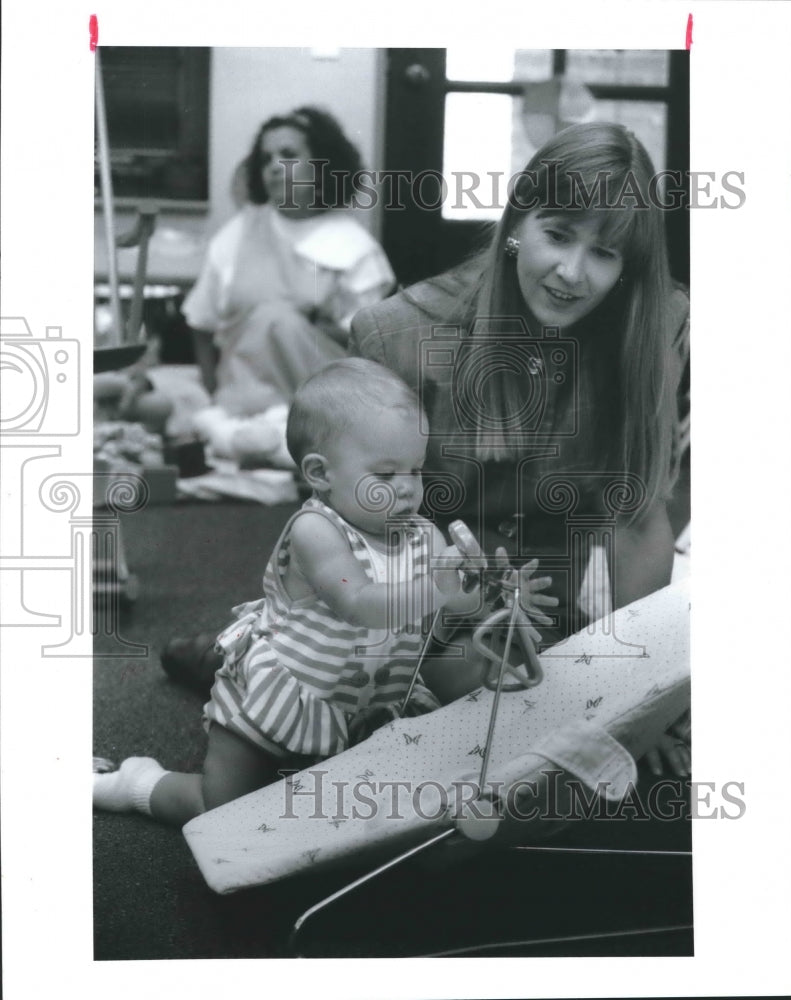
2, 2, 790, 997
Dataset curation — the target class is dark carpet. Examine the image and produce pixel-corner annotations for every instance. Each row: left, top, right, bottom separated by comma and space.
93, 498, 692, 961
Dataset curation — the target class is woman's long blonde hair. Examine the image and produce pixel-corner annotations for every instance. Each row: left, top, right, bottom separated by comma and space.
426, 122, 681, 515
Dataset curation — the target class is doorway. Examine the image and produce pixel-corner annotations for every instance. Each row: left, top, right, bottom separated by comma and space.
381, 48, 690, 287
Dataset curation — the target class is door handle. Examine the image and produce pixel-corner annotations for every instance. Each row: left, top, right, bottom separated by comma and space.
403, 63, 432, 88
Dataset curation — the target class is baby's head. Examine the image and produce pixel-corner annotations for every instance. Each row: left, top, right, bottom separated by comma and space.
287, 359, 427, 534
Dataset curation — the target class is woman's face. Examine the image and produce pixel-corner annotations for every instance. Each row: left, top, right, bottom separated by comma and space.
513, 212, 624, 329
259, 125, 316, 211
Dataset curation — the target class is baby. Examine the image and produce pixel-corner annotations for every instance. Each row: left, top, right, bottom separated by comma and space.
93, 358, 551, 825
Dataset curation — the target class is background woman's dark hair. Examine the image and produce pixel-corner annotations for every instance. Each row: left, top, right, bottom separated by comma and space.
244, 105, 365, 208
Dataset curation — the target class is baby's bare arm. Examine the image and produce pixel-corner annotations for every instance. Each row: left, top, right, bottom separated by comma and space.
289, 513, 452, 629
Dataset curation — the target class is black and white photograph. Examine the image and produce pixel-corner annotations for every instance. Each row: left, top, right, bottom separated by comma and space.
89, 43, 694, 961
2, 2, 790, 998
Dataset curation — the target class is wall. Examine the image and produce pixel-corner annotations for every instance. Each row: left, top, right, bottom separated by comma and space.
98, 47, 387, 288
208, 47, 386, 235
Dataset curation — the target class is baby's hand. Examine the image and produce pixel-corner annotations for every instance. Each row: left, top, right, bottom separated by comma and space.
432, 544, 466, 596
493, 548, 559, 627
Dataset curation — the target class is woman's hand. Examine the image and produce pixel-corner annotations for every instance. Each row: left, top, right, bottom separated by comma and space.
643, 710, 691, 777
493, 548, 558, 626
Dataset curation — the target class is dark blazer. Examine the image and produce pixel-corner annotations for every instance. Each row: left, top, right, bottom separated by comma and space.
350, 276, 689, 636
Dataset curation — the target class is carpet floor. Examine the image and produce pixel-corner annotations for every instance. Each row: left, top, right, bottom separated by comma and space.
93, 499, 692, 960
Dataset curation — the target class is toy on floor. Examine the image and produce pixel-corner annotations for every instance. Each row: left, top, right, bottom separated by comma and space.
94, 333, 295, 473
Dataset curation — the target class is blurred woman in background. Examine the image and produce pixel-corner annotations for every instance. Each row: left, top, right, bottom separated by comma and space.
183, 105, 395, 417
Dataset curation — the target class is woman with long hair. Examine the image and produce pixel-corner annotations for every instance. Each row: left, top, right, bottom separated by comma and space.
163, 122, 690, 774
351, 122, 690, 774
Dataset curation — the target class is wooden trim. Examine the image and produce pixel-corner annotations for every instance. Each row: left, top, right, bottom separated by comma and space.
382, 49, 449, 285
665, 51, 690, 285
445, 80, 671, 103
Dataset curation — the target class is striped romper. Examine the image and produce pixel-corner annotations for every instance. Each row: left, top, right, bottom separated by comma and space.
204, 497, 441, 758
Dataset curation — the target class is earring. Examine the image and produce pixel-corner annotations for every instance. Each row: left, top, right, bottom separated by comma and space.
504, 236, 520, 258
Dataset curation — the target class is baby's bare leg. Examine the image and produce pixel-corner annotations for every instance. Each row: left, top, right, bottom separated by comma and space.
201, 724, 283, 810
148, 725, 282, 825
148, 772, 204, 826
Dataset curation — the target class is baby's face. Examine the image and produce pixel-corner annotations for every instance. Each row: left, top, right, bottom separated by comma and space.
323, 408, 426, 536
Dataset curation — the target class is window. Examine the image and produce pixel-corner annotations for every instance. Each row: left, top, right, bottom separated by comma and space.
442, 49, 672, 221
383, 48, 688, 285
95, 47, 210, 206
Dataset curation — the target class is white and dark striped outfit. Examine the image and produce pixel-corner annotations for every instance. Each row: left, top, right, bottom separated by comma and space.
204, 498, 440, 758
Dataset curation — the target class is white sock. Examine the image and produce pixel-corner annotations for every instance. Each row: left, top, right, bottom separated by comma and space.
93, 757, 168, 815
